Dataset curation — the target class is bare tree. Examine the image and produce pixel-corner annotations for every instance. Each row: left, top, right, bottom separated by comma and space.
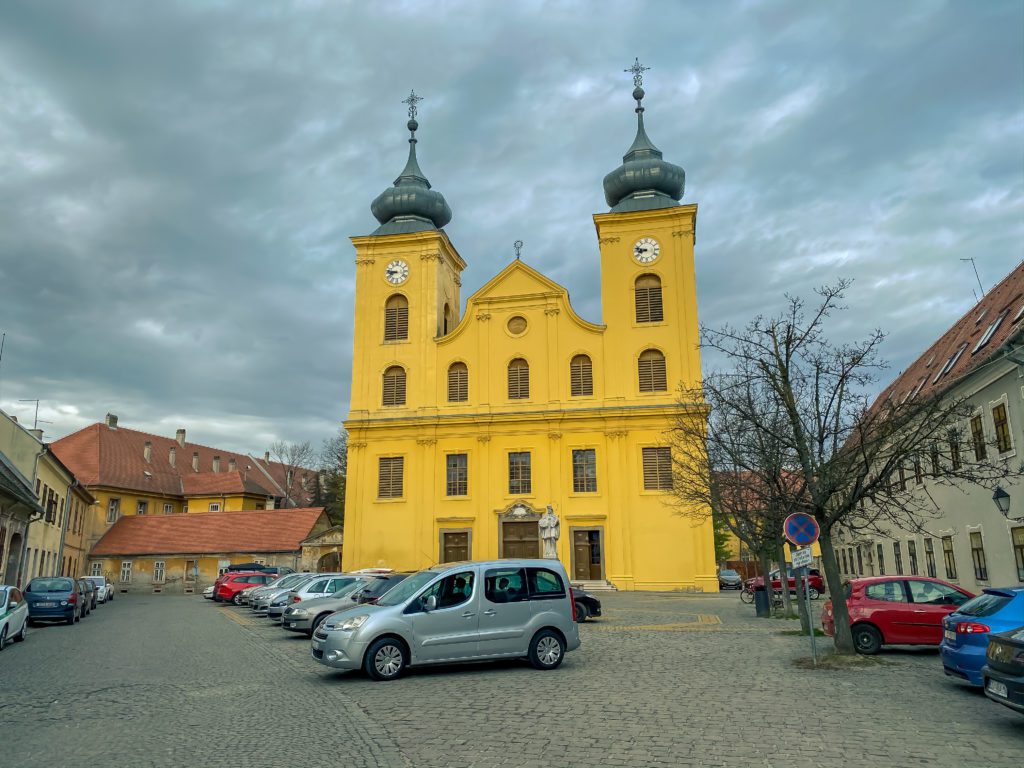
671, 370, 807, 620
268, 440, 316, 508
691, 281, 1017, 654
315, 431, 348, 526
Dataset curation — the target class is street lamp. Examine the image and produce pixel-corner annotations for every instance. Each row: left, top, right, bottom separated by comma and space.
992, 486, 1012, 518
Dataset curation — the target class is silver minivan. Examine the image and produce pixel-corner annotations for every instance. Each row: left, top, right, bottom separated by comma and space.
310, 559, 580, 681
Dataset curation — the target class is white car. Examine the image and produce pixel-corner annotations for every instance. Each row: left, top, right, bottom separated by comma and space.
0, 585, 29, 649
83, 576, 114, 603
202, 585, 215, 600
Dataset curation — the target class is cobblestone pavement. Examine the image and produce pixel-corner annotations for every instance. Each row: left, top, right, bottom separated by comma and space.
2, 591, 1020, 768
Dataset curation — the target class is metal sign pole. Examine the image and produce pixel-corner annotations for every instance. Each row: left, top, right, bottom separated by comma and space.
804, 564, 817, 666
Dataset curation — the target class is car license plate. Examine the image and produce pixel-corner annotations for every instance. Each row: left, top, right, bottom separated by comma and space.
987, 679, 1008, 699
37, 602, 54, 607
288, 622, 296, 628
944, 629, 956, 643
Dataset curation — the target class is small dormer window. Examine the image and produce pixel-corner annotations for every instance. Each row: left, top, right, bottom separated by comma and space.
933, 343, 968, 384
1014, 303, 1024, 323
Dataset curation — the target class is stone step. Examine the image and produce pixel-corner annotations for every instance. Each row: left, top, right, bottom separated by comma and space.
572, 580, 617, 591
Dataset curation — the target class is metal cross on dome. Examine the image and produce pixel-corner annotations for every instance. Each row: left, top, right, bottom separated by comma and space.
625, 57, 650, 88
402, 89, 423, 120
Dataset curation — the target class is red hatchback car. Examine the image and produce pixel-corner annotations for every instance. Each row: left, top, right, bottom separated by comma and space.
822, 576, 974, 654
214, 572, 273, 604
746, 568, 826, 597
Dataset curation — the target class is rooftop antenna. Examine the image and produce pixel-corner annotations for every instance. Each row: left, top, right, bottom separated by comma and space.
960, 258, 985, 299
17, 398, 47, 430
514, 240, 523, 260
0, 331, 5, 403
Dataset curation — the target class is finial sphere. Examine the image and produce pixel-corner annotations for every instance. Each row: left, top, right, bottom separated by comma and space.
633, 86, 645, 102
407, 118, 418, 133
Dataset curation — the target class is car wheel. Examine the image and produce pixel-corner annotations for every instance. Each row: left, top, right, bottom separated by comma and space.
528, 629, 566, 671
853, 624, 882, 655
15, 621, 28, 642
0, 625, 7, 650
364, 637, 407, 681
67, 613, 76, 626
807, 587, 820, 600
232, 593, 244, 606
575, 601, 589, 622
311, 613, 328, 634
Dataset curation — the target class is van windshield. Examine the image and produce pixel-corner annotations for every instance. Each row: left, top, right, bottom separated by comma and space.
375, 572, 437, 607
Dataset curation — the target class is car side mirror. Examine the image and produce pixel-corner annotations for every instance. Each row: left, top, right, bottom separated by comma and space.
7, 600, 15, 609
423, 595, 437, 612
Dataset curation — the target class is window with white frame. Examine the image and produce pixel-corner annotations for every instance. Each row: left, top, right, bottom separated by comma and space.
152, 561, 165, 583
163, 503, 174, 515
107, 498, 121, 523
120, 561, 132, 583
136, 500, 148, 515
208, 502, 221, 512
91, 562, 102, 577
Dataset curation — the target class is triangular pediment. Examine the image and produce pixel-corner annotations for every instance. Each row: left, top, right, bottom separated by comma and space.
470, 259, 566, 302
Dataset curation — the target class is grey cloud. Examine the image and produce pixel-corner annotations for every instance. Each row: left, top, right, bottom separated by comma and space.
0, 0, 1021, 452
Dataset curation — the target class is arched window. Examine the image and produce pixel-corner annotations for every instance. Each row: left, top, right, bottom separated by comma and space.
570, 354, 593, 397
382, 366, 407, 406
635, 275, 664, 323
442, 303, 453, 336
384, 295, 409, 341
447, 362, 468, 402
637, 349, 667, 392
507, 358, 530, 399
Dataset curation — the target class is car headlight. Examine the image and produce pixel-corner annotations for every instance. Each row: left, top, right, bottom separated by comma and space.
290, 608, 309, 617
338, 614, 369, 631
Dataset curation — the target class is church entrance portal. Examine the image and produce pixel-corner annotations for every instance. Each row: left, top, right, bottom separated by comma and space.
501, 521, 540, 559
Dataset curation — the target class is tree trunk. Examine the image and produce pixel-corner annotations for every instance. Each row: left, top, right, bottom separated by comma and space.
775, 542, 796, 618
819, 531, 854, 654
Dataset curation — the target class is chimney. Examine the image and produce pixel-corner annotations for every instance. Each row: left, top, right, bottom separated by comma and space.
213, 455, 221, 473
29, 428, 43, 441
228, 458, 237, 472
176, 429, 186, 448
264, 451, 270, 462
192, 452, 199, 472
105, 413, 118, 429
144, 441, 152, 462
168, 447, 176, 467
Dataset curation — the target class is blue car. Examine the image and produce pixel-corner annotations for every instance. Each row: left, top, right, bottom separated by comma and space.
941, 587, 1024, 686
24, 577, 83, 625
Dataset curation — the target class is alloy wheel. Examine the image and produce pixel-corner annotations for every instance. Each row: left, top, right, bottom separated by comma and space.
536, 636, 561, 666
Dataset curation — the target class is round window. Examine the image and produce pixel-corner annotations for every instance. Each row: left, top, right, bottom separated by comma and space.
507, 316, 528, 335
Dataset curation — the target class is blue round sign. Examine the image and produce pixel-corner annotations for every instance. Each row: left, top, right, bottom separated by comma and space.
783, 513, 820, 547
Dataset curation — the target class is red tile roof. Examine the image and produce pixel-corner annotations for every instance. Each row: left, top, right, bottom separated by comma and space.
180, 471, 272, 496
90, 507, 327, 556
50, 422, 316, 505
877, 262, 1024, 406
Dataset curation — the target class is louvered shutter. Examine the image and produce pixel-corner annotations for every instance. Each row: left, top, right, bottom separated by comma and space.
642, 447, 672, 490
508, 359, 530, 399
570, 355, 593, 397
638, 350, 667, 392
447, 363, 468, 402
384, 296, 409, 341
378, 457, 404, 498
382, 367, 406, 406
635, 276, 664, 323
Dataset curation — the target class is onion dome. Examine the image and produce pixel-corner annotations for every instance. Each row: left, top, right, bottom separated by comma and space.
370, 91, 452, 235
602, 60, 685, 213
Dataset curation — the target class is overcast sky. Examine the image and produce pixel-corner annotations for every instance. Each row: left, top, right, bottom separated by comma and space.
0, 1, 1021, 454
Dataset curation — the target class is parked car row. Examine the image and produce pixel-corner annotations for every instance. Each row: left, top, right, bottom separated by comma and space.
1, 574, 117, 649
212, 559, 586, 682
822, 576, 1024, 716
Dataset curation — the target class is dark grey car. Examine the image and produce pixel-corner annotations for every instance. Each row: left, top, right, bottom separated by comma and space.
282, 577, 368, 635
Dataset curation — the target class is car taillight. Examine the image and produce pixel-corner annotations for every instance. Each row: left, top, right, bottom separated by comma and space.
69, 593, 77, 603
291, 595, 301, 602
956, 622, 990, 634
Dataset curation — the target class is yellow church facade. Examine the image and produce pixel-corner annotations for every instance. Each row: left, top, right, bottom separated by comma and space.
342, 76, 717, 591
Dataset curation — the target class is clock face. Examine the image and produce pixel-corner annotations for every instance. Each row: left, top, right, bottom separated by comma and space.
633, 237, 660, 264
384, 259, 409, 285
